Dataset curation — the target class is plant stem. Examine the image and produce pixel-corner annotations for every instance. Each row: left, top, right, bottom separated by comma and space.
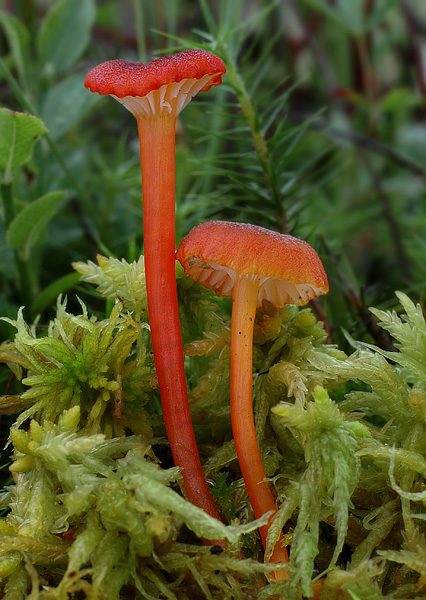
223, 50, 289, 233
1, 181, 32, 310
362, 156, 413, 282
1, 181, 15, 230
132, 0, 147, 62
230, 275, 288, 577
137, 115, 223, 526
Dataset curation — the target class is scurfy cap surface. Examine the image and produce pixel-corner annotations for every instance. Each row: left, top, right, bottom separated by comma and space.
84, 49, 226, 98
176, 221, 329, 307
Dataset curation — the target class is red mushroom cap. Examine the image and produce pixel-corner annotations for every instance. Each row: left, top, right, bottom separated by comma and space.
176, 221, 329, 307
84, 49, 226, 98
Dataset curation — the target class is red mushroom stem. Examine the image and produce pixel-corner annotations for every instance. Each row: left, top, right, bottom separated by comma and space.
231, 275, 289, 577
137, 115, 222, 522
84, 50, 226, 530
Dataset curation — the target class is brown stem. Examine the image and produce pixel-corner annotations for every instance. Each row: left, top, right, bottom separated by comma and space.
346, 285, 395, 352
310, 298, 334, 344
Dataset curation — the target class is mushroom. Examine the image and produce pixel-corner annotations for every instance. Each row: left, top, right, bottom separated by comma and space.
176, 220, 329, 574
85, 50, 226, 522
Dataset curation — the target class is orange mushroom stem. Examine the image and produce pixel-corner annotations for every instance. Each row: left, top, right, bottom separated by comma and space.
176, 221, 329, 577
85, 50, 226, 525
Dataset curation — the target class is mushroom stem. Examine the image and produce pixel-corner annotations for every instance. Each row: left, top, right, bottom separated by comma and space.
231, 275, 289, 575
137, 114, 222, 523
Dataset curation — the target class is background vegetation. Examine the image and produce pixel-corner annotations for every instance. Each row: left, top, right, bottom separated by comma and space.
1, 0, 425, 339
1, 0, 426, 598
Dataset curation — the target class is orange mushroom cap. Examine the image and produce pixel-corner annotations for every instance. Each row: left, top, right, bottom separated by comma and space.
84, 49, 226, 98
176, 221, 329, 307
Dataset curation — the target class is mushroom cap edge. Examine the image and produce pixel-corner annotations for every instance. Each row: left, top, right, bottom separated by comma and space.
176, 220, 329, 307
84, 48, 226, 98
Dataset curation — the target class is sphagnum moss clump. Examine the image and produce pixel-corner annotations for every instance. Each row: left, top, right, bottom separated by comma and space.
0, 406, 274, 598
1, 284, 426, 598
73, 254, 148, 322
1, 297, 156, 438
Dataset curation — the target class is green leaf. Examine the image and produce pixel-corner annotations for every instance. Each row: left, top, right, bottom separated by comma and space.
31, 272, 81, 316
303, 0, 365, 36
365, 0, 398, 31
378, 87, 423, 113
0, 109, 47, 182
198, 0, 218, 36
0, 10, 30, 84
334, 0, 364, 35
37, 0, 96, 76
396, 123, 426, 170
39, 74, 101, 141
6, 191, 66, 256
0, 218, 15, 278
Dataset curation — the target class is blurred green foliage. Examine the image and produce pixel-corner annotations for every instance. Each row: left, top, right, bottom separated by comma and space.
0, 0, 425, 332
